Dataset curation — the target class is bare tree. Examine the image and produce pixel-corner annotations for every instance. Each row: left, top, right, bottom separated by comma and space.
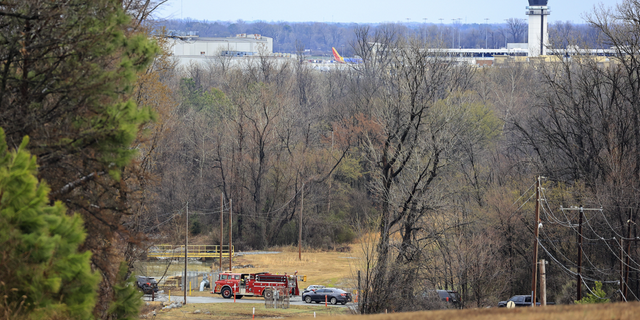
505, 18, 527, 43
347, 30, 486, 313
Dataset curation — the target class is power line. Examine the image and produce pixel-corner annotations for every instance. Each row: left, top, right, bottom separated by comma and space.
533, 185, 640, 301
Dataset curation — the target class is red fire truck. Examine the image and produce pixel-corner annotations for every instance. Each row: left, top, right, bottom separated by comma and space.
212, 272, 303, 299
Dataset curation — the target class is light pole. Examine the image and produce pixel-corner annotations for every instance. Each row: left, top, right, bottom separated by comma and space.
439, 18, 444, 43
451, 19, 456, 48
423, 18, 428, 41
456, 18, 462, 49
484, 18, 489, 49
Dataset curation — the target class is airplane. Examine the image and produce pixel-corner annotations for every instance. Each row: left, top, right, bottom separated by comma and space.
331, 47, 363, 64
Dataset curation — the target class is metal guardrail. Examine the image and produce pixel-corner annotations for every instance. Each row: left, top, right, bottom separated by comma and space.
147, 245, 234, 259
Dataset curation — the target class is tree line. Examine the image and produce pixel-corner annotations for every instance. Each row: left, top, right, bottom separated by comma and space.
158, 18, 604, 54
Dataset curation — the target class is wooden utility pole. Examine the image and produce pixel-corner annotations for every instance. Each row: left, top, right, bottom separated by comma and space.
561, 205, 601, 302
328, 132, 333, 214
620, 241, 625, 300
357, 270, 361, 311
299, 183, 304, 261
625, 212, 633, 299
577, 206, 584, 301
220, 193, 224, 272
531, 176, 541, 307
540, 259, 547, 306
184, 202, 188, 305
229, 199, 233, 271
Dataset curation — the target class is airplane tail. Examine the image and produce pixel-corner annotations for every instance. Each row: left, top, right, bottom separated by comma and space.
332, 47, 344, 63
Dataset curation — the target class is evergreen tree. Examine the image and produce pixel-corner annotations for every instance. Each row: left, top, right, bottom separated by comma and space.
0, 128, 100, 319
107, 262, 143, 320
575, 281, 610, 304
0, 1, 159, 315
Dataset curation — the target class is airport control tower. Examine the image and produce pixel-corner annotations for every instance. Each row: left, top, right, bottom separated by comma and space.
526, 0, 550, 57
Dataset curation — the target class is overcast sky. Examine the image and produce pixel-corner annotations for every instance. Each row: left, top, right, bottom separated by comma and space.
156, 0, 612, 25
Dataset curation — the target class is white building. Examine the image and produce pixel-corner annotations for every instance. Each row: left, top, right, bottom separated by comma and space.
526, 0, 550, 57
169, 34, 273, 58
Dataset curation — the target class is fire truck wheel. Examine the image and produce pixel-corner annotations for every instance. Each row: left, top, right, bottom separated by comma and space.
330, 297, 337, 305
263, 288, 273, 300
305, 296, 312, 303
221, 287, 232, 299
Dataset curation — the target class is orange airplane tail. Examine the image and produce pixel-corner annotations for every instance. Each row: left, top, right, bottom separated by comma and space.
331, 47, 344, 62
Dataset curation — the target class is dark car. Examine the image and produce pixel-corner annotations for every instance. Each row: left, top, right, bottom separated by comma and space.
303, 288, 352, 305
436, 290, 460, 304
136, 276, 159, 294
418, 289, 461, 309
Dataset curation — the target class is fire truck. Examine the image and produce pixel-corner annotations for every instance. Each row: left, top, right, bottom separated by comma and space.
212, 271, 303, 299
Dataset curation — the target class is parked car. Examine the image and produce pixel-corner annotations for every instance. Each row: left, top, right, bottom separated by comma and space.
303, 288, 352, 305
417, 289, 461, 309
436, 290, 460, 304
498, 295, 555, 307
302, 285, 326, 295
136, 276, 159, 294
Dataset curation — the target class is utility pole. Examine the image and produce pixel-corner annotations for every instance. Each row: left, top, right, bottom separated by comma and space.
560, 205, 602, 301
578, 206, 583, 301
620, 240, 625, 300
357, 270, 361, 312
184, 201, 188, 305
299, 183, 304, 261
328, 132, 333, 214
625, 211, 633, 299
229, 199, 233, 271
531, 176, 540, 307
540, 259, 547, 306
220, 193, 223, 272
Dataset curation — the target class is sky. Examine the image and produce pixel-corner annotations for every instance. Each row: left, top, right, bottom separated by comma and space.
155, 0, 613, 25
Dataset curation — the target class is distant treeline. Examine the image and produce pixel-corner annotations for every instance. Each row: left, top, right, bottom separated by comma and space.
155, 19, 603, 55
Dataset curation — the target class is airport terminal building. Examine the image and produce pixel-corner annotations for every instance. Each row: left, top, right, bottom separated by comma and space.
169, 34, 274, 66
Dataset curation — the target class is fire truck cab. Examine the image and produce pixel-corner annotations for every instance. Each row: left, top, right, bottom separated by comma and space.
213, 272, 302, 299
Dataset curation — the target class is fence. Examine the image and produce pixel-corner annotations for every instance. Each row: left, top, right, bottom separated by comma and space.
147, 245, 234, 259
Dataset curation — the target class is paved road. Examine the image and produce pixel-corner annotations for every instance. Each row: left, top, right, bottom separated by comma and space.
146, 293, 349, 308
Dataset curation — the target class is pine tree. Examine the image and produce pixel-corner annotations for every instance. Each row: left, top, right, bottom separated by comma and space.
107, 262, 143, 320
0, 1, 159, 315
0, 128, 100, 319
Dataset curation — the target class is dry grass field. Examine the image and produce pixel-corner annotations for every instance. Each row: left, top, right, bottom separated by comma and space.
229, 246, 363, 289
